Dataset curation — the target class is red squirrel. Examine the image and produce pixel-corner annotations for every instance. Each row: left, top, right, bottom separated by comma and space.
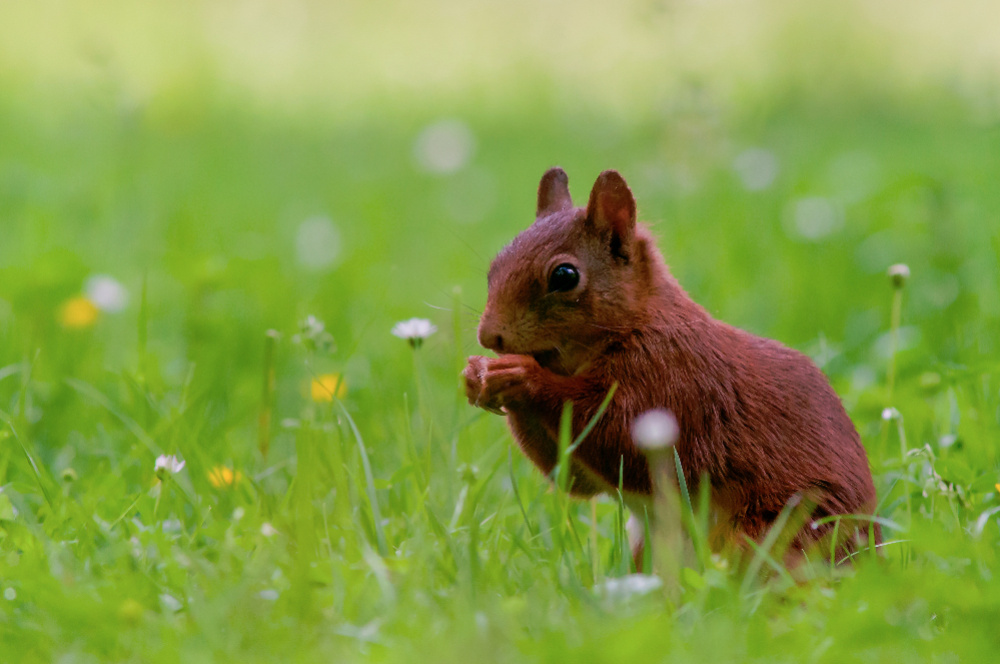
463, 167, 880, 563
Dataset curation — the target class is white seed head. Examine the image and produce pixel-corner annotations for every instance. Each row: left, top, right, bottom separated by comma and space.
881, 407, 900, 422
888, 263, 910, 288
632, 409, 680, 451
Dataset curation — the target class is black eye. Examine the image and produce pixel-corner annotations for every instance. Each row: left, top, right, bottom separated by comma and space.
548, 263, 580, 292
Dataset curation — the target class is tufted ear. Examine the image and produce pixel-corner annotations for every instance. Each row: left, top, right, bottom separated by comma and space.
586, 170, 636, 261
536, 167, 574, 218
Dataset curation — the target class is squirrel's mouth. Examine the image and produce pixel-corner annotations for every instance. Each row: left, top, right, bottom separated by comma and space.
532, 348, 569, 375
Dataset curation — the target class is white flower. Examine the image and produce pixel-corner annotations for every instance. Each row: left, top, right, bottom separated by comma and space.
84, 275, 128, 312
295, 216, 342, 272
392, 318, 437, 348
632, 409, 679, 451
784, 196, 843, 242
732, 148, 779, 192
595, 573, 663, 601
881, 407, 901, 422
301, 314, 325, 336
154, 454, 186, 477
413, 119, 475, 174
260, 522, 278, 537
159, 593, 183, 613
888, 263, 910, 288
161, 518, 182, 533
292, 314, 335, 353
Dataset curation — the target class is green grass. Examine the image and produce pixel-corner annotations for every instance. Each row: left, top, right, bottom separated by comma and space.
2, 2, 1000, 662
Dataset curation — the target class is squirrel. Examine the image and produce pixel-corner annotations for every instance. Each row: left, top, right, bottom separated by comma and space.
463, 167, 880, 565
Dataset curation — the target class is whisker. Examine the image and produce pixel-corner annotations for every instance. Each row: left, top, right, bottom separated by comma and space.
581, 322, 629, 333
580, 318, 708, 336
446, 227, 490, 268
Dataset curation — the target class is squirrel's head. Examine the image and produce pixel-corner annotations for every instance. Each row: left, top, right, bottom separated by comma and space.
478, 167, 661, 375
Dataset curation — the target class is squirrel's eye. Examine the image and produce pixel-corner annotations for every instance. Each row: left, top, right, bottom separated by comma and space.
548, 263, 580, 292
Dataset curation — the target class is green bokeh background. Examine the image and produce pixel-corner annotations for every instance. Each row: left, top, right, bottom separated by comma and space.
1, 1, 999, 662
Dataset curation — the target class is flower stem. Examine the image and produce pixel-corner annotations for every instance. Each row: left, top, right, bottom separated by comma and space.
258, 330, 279, 458
887, 286, 903, 402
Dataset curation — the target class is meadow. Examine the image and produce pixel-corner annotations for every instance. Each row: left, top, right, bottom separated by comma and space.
1, 1, 999, 661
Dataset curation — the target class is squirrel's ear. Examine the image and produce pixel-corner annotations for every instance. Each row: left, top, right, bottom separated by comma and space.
536, 167, 573, 218
586, 170, 636, 260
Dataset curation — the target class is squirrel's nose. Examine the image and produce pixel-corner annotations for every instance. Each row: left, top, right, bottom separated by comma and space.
477, 319, 504, 352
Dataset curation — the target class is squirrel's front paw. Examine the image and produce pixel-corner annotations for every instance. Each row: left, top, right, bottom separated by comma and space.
464, 356, 503, 414
464, 354, 541, 414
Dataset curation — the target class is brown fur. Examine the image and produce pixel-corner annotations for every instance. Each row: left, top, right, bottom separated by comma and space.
464, 168, 880, 562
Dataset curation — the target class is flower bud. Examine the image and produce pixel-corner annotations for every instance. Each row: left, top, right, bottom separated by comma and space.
888, 263, 910, 289
632, 409, 679, 452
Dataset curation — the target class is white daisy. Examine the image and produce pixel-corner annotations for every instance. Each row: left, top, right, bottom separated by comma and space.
154, 454, 186, 477
391, 318, 437, 348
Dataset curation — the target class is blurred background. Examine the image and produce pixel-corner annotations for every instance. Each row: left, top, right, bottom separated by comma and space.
1, 0, 998, 497
2, 2, 1000, 660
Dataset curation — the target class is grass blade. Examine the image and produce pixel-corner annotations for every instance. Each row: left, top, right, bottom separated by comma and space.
337, 399, 388, 556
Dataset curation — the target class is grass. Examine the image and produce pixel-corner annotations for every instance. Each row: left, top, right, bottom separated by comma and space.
2, 2, 1000, 662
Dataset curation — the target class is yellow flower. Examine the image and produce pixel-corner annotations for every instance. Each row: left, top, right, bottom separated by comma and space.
59, 296, 99, 329
207, 466, 243, 488
996, 483, 1000, 493
311, 373, 347, 402
118, 598, 144, 625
